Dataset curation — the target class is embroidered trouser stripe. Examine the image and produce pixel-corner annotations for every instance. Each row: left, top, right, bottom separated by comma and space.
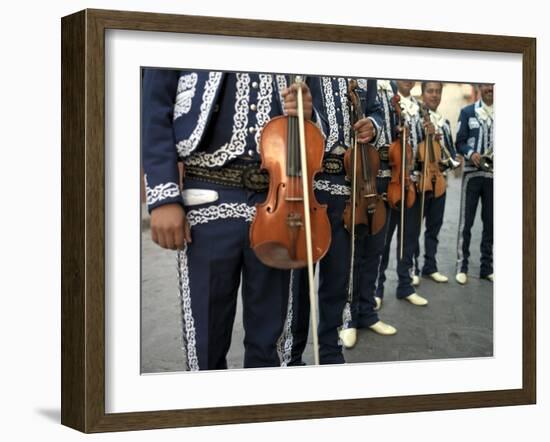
178, 183, 290, 370
456, 171, 493, 276
456, 171, 493, 275
277, 270, 295, 367
177, 246, 199, 371
376, 199, 422, 298
350, 177, 390, 328
290, 175, 350, 365
414, 192, 446, 275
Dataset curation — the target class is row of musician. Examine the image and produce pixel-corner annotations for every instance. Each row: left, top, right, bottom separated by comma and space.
142, 72, 494, 369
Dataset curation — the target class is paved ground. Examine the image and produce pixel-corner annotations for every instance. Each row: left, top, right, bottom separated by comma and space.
141, 172, 493, 373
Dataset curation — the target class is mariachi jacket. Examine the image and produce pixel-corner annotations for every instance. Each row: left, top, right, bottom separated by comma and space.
309, 77, 383, 155
142, 70, 320, 212
375, 80, 424, 153
428, 110, 458, 160
455, 99, 494, 172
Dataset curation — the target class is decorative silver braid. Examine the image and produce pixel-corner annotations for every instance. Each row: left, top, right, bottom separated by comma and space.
254, 74, 274, 149
341, 302, 353, 331
322, 77, 338, 151
277, 269, 295, 367
338, 78, 351, 147
184, 73, 250, 167
276, 75, 288, 111
176, 246, 199, 371
380, 90, 393, 147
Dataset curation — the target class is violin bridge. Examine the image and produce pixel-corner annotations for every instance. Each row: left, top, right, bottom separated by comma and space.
287, 212, 303, 228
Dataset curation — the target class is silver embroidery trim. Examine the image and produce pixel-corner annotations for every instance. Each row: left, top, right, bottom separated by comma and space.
481, 120, 489, 154
176, 72, 222, 157
185, 73, 250, 167
338, 78, 351, 147
468, 117, 481, 129
401, 97, 420, 156
379, 89, 393, 147
322, 77, 338, 151
277, 269, 295, 367
341, 302, 352, 330
377, 169, 392, 178
313, 179, 351, 196
173, 73, 198, 120
186, 202, 256, 226
456, 171, 494, 273
144, 175, 180, 206
177, 246, 199, 371
356, 78, 368, 90
254, 74, 274, 150
409, 112, 420, 156
276, 75, 288, 112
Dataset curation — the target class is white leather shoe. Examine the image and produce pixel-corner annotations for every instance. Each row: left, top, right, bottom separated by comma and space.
455, 272, 468, 285
412, 274, 420, 286
374, 296, 382, 311
339, 328, 357, 349
485, 274, 494, 282
369, 320, 397, 336
404, 293, 428, 306
429, 272, 449, 283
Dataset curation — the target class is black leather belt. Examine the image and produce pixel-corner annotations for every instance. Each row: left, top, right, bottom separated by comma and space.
322, 155, 345, 175
185, 163, 269, 192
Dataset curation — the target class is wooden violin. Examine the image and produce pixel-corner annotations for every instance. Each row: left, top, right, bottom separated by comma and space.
386, 94, 416, 259
387, 94, 416, 210
342, 79, 386, 236
417, 104, 446, 200
249, 75, 331, 270
249, 75, 330, 366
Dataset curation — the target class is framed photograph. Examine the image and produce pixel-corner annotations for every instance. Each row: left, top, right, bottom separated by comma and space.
61, 8, 536, 433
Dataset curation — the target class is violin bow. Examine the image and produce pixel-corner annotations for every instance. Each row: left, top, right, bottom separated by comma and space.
295, 76, 320, 366
419, 105, 429, 232
399, 112, 407, 261
345, 82, 359, 330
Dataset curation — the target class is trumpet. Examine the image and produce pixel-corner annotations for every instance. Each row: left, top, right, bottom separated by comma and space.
479, 148, 493, 173
439, 143, 461, 170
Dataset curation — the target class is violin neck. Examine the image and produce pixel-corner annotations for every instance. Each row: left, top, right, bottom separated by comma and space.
287, 74, 303, 177
287, 114, 302, 177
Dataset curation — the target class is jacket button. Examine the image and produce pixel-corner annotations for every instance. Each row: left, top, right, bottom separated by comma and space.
252, 81, 259, 89
250, 104, 257, 111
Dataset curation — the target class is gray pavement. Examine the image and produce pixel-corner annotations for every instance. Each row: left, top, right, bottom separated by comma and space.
141, 172, 492, 373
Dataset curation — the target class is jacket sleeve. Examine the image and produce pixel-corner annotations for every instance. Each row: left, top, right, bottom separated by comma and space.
307, 77, 329, 138
455, 108, 474, 159
415, 111, 425, 145
444, 120, 457, 159
142, 69, 184, 213
363, 79, 383, 146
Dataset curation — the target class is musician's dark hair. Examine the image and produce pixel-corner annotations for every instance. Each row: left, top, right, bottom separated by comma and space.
421, 81, 444, 94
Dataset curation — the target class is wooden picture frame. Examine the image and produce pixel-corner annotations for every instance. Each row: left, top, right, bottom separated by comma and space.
61, 8, 536, 433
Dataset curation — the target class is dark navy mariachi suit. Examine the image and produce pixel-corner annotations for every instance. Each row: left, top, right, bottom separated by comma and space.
376, 87, 425, 299
142, 69, 299, 370
345, 80, 395, 329
413, 110, 458, 276
455, 100, 494, 277
289, 77, 382, 365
